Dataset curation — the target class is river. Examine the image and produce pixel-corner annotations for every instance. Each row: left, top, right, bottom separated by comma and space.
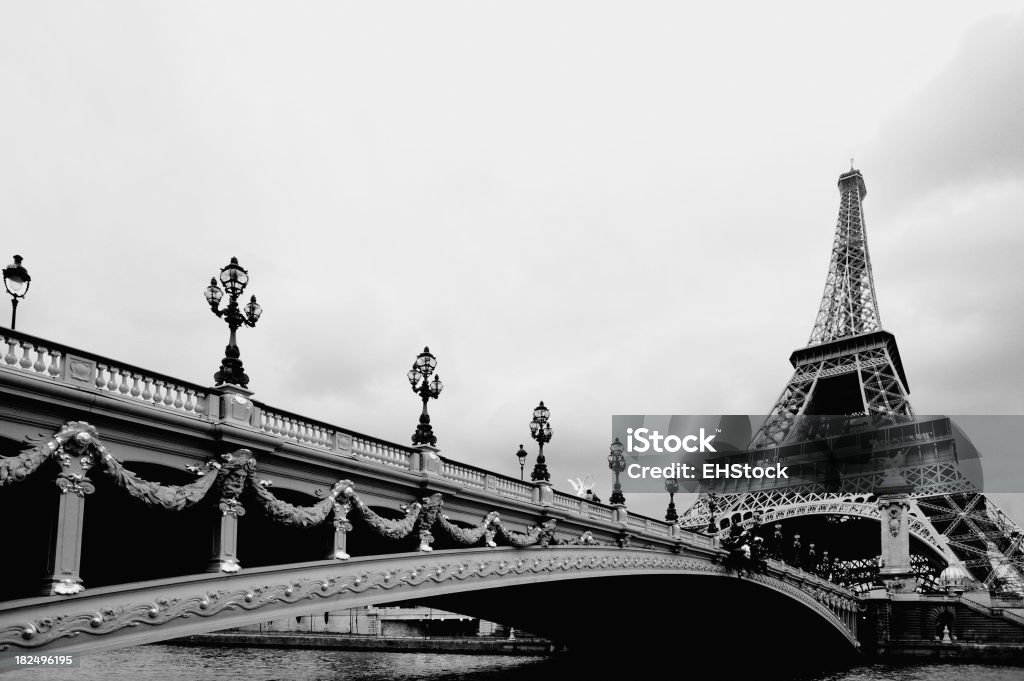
9, 645, 1024, 681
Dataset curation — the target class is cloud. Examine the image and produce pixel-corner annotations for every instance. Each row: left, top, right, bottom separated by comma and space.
866, 12, 1024, 211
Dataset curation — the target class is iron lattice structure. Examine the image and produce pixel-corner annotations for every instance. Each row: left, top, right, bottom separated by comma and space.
679, 168, 1024, 593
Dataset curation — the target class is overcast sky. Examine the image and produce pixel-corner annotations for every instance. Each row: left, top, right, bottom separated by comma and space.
2, 2, 1023, 524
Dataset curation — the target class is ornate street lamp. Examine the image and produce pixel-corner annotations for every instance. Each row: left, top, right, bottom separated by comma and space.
529, 401, 552, 482
204, 257, 262, 388
665, 476, 679, 522
515, 444, 528, 480
2, 255, 31, 330
607, 437, 626, 505
705, 492, 720, 534
408, 346, 443, 446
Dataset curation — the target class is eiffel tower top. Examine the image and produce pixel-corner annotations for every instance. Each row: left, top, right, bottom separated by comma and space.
806, 167, 882, 346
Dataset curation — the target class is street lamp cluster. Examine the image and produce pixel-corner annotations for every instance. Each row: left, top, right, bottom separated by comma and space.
528, 401, 552, 482
204, 257, 262, 389
408, 347, 443, 446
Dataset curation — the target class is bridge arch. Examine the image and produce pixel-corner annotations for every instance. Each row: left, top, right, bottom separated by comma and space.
0, 546, 860, 662
752, 500, 952, 564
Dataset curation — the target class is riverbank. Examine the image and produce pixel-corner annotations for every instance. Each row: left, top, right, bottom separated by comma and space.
169, 631, 554, 656
873, 640, 1024, 661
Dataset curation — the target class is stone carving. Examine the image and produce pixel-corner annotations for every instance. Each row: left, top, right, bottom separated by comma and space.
493, 518, 556, 547
0, 433, 57, 487
416, 493, 444, 551
346, 492, 423, 540
214, 451, 256, 518
249, 478, 337, 527
103, 454, 219, 510
886, 505, 901, 538
437, 509, 501, 548
1, 422, 659, 561
560, 531, 601, 546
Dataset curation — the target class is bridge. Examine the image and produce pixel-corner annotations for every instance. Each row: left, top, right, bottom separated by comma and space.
0, 326, 861, 664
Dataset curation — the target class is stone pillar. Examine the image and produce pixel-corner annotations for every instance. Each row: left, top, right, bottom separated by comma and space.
876, 472, 915, 591
40, 491, 87, 595
208, 510, 241, 573
532, 480, 553, 506
330, 502, 351, 560
215, 386, 256, 426
207, 449, 254, 573
613, 503, 629, 526
412, 444, 441, 476
41, 427, 100, 595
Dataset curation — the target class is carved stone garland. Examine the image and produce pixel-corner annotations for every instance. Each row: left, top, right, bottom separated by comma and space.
1, 422, 571, 585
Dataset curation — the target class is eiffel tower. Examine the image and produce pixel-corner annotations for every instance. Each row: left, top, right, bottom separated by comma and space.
679, 166, 1024, 592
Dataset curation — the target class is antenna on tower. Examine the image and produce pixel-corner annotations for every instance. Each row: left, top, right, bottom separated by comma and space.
850, 158, 855, 171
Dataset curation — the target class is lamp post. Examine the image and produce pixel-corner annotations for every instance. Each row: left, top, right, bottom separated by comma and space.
607, 437, 626, 505
408, 347, 443, 446
665, 476, 679, 522
529, 401, 552, 482
2, 255, 31, 330
706, 492, 720, 534
515, 444, 528, 481
204, 257, 262, 389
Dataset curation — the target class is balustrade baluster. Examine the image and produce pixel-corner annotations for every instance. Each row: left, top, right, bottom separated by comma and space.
141, 377, 153, 401
163, 385, 175, 406
47, 350, 60, 377
33, 348, 47, 373
95, 364, 107, 389
194, 394, 206, 416
172, 387, 183, 409
4, 339, 17, 365
20, 343, 34, 369
105, 366, 118, 391
152, 381, 164, 404
130, 374, 141, 398
184, 390, 196, 413
118, 371, 130, 394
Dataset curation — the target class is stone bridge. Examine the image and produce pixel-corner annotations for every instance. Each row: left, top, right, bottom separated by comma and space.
0, 328, 860, 664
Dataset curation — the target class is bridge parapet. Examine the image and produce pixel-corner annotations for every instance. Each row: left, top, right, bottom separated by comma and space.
0, 328, 706, 595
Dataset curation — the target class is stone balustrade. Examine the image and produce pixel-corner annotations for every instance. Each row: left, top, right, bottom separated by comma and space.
0, 327, 683, 544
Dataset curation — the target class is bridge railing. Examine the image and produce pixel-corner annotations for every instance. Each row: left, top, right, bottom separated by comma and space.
0, 326, 683, 543
2, 327, 212, 418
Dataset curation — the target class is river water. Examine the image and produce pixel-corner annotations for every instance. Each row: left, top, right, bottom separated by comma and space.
12, 645, 1024, 681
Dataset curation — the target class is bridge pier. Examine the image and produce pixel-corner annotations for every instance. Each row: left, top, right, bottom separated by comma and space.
876, 473, 915, 592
